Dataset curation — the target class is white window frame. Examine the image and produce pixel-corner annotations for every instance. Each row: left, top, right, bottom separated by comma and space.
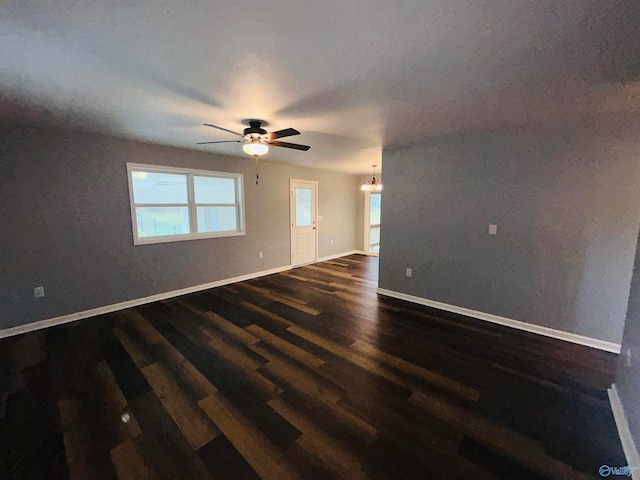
126, 163, 246, 245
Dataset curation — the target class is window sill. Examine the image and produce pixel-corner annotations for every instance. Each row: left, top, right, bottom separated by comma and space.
133, 230, 246, 246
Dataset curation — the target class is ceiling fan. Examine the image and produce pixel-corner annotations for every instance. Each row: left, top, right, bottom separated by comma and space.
197, 120, 310, 157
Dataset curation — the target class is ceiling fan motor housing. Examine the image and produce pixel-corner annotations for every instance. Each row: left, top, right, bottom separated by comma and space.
244, 121, 267, 137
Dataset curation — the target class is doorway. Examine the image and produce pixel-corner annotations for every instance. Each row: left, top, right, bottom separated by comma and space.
364, 191, 381, 255
290, 179, 318, 266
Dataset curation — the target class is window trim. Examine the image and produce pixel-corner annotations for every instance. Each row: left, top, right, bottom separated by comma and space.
126, 163, 246, 245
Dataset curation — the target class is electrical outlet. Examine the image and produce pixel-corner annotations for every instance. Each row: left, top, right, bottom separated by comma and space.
34, 286, 45, 298
488, 224, 498, 235
406, 268, 412, 277
259, 251, 263, 259
318, 215, 324, 221
330, 239, 334, 245
625, 348, 633, 368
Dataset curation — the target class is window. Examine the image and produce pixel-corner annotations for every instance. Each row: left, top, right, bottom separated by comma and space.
127, 163, 245, 245
295, 188, 313, 226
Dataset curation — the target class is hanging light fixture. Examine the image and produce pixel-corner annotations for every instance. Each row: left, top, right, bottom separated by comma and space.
361, 164, 382, 191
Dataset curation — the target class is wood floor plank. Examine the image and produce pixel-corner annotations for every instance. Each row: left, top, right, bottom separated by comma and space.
100, 340, 151, 402
123, 310, 165, 345
62, 428, 107, 480
150, 339, 219, 400
268, 395, 369, 479
304, 264, 377, 285
287, 324, 423, 394
350, 338, 480, 401
95, 361, 142, 439
409, 390, 593, 480
201, 326, 267, 372
126, 314, 220, 400
238, 283, 322, 316
246, 324, 325, 369
197, 435, 260, 480
151, 315, 282, 404
203, 310, 261, 345
257, 354, 344, 404
113, 324, 154, 369
141, 362, 220, 450
129, 392, 215, 480
275, 385, 379, 445
199, 392, 302, 480
110, 439, 158, 480
240, 301, 297, 329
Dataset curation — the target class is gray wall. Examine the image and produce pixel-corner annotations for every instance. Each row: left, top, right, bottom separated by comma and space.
0, 124, 359, 330
618, 226, 640, 452
379, 122, 640, 344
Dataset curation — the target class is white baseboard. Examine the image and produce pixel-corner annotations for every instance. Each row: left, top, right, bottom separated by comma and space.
0, 251, 366, 339
609, 384, 640, 479
0, 264, 294, 339
376, 288, 621, 353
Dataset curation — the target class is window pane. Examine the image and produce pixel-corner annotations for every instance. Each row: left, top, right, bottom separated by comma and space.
197, 206, 238, 233
295, 188, 312, 226
194, 176, 236, 204
132, 171, 188, 204
135, 207, 190, 238
370, 193, 381, 224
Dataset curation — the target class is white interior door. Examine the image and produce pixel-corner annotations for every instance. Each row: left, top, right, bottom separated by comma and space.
290, 180, 318, 266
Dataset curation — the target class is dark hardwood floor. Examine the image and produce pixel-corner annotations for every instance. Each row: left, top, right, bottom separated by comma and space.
0, 255, 625, 479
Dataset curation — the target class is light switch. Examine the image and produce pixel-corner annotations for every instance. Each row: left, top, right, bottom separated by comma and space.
318, 215, 324, 221
488, 224, 498, 235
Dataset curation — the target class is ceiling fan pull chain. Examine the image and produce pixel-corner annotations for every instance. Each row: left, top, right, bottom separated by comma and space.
255, 156, 259, 185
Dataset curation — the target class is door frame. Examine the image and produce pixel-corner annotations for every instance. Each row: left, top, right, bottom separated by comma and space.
290, 179, 319, 266
363, 191, 380, 256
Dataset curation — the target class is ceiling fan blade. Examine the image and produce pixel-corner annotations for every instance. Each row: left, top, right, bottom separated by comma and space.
203, 124, 244, 137
196, 140, 242, 144
266, 140, 310, 151
268, 128, 300, 140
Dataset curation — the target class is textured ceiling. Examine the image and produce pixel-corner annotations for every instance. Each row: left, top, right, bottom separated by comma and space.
1, 0, 639, 173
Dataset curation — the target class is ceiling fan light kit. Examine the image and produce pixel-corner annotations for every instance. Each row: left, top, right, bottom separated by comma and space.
242, 139, 269, 156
